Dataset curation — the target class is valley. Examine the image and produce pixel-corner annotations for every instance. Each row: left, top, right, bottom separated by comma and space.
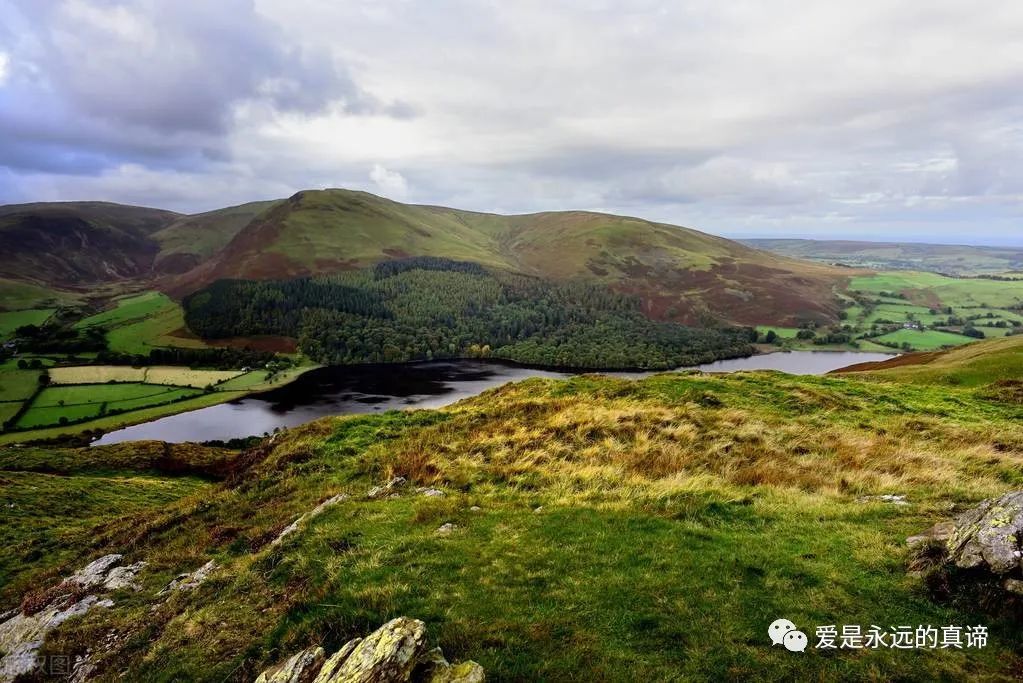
3, 192, 1023, 444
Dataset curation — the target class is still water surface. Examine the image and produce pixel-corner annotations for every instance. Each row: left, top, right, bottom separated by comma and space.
93, 351, 892, 445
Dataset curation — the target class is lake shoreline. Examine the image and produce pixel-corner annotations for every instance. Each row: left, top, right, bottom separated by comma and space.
89, 350, 897, 446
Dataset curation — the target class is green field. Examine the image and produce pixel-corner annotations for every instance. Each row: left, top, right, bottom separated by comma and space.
75, 291, 207, 355
16, 382, 203, 430
0, 278, 81, 311
0, 402, 22, 425
0, 368, 42, 401
0, 308, 54, 338
872, 328, 973, 350
850, 272, 1023, 309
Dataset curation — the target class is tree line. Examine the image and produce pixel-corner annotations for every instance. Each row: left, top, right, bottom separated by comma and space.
183, 259, 756, 370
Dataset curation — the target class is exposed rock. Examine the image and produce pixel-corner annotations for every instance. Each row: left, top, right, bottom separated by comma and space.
327, 617, 427, 682
254, 646, 325, 683
468, 506, 481, 513
312, 638, 362, 683
159, 560, 218, 595
0, 595, 113, 681
427, 661, 486, 683
0, 554, 148, 681
256, 618, 484, 683
435, 523, 456, 536
906, 521, 955, 548
102, 561, 147, 591
533, 506, 543, 514
947, 491, 1023, 574
417, 647, 485, 683
419, 488, 445, 498
856, 494, 908, 505
66, 555, 124, 589
1005, 578, 1023, 595
368, 477, 407, 499
271, 494, 349, 547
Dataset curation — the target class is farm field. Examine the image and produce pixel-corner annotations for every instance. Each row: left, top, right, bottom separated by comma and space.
16, 383, 203, 430
0, 367, 42, 401
0, 278, 81, 311
75, 291, 209, 355
0, 308, 54, 338
849, 272, 1023, 309
872, 328, 973, 351
49, 365, 242, 388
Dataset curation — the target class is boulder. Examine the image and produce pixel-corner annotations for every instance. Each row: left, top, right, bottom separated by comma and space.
254, 646, 325, 683
312, 638, 362, 683
326, 617, 427, 682
947, 491, 1023, 574
256, 618, 484, 683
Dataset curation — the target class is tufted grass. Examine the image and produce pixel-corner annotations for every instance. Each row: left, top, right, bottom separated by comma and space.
4, 367, 1023, 681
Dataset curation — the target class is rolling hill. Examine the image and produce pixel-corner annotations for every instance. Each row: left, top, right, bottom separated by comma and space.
0, 190, 852, 326
169, 189, 849, 326
0, 201, 180, 287
833, 332, 1023, 387
745, 238, 1023, 276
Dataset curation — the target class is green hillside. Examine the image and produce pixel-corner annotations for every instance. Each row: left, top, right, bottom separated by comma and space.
836, 333, 1023, 387
0, 201, 180, 286
3, 350, 1023, 679
151, 200, 282, 274
173, 189, 847, 327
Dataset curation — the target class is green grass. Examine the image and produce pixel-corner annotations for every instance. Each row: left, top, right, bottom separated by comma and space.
75, 291, 170, 331
0, 278, 81, 310
0, 391, 243, 444
873, 329, 973, 351
0, 401, 23, 425
74, 291, 208, 355
0, 368, 42, 401
6, 364, 1023, 680
854, 333, 1023, 387
15, 383, 203, 429
0, 308, 54, 337
850, 272, 1023, 309
16, 403, 105, 428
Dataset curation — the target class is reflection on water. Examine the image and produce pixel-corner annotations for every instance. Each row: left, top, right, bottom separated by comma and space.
92, 351, 893, 445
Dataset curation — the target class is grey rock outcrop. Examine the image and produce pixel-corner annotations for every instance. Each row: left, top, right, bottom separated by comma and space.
272, 494, 349, 547
253, 617, 484, 683
158, 560, 218, 595
0, 554, 145, 681
947, 491, 1023, 574
255, 647, 326, 683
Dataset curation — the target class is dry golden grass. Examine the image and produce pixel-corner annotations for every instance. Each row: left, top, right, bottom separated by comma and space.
48, 365, 242, 388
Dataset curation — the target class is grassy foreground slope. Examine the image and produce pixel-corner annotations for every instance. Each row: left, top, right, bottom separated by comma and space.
171, 189, 848, 326
836, 333, 1023, 387
4, 360, 1023, 680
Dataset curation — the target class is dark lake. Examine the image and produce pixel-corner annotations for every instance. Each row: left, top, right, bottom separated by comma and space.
92, 351, 893, 445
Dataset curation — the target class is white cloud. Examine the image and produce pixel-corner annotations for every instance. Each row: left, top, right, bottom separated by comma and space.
2, 0, 1023, 243
369, 163, 408, 199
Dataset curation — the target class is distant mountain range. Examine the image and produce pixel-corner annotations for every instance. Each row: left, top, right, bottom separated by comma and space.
0, 190, 848, 327
744, 238, 1023, 276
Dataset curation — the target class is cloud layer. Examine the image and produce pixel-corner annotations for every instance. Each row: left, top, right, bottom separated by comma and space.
1, 0, 1022, 244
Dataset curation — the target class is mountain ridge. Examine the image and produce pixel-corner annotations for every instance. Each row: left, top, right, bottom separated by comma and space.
1, 189, 850, 326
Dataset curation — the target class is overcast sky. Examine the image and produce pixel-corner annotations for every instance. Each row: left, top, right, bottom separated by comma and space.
1, 1, 1022, 245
